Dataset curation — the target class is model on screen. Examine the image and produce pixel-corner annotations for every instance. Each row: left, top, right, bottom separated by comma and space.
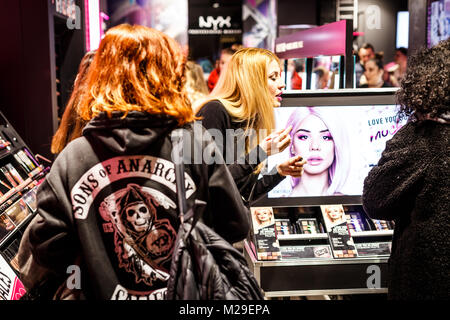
285, 107, 350, 196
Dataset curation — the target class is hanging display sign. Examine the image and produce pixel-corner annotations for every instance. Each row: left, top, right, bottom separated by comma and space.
275, 20, 349, 59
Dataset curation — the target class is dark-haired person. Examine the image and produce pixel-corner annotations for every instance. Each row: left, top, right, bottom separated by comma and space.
50, 50, 96, 155
359, 54, 392, 88
389, 47, 408, 87
355, 43, 375, 87
362, 39, 450, 300
18, 24, 250, 300
207, 47, 237, 92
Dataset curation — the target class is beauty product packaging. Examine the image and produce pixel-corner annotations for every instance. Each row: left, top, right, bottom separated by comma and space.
320, 204, 358, 259
345, 212, 366, 232
250, 207, 281, 261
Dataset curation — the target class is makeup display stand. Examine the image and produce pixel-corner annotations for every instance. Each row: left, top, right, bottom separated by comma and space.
0, 111, 48, 300
244, 89, 398, 298
244, 204, 392, 298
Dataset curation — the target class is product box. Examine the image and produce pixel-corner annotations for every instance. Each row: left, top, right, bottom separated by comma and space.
250, 207, 281, 261
0, 255, 26, 300
320, 204, 358, 259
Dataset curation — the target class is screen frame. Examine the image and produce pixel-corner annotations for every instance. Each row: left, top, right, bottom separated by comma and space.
251, 88, 399, 208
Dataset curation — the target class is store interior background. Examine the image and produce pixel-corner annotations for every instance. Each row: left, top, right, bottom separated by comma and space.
0, 0, 429, 161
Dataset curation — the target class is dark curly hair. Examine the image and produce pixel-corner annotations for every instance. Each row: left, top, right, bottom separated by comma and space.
396, 39, 450, 119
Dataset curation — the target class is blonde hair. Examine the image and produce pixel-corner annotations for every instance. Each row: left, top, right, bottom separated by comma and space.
185, 61, 209, 107
197, 47, 280, 150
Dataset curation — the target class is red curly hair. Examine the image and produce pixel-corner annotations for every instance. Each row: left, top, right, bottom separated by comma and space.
78, 24, 194, 125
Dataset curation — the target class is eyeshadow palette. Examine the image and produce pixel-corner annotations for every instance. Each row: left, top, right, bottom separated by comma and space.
372, 219, 394, 231
331, 249, 358, 259
345, 212, 366, 232
296, 218, 319, 234
275, 219, 293, 235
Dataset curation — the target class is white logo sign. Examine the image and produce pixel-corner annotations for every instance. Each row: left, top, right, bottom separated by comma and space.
365, 5, 381, 30
275, 41, 304, 53
366, 265, 381, 289
199, 16, 232, 30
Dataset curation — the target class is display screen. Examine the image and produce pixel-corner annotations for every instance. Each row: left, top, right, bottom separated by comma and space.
427, 0, 450, 48
267, 105, 407, 198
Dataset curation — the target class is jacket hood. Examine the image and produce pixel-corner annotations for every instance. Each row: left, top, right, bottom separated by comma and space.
82, 111, 179, 154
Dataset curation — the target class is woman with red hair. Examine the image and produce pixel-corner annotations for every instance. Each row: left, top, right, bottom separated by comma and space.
18, 24, 249, 300
50, 50, 96, 155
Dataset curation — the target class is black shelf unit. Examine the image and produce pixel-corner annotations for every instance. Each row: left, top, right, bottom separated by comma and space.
0, 111, 47, 284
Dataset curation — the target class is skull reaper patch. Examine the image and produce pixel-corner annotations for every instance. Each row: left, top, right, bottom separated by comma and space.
99, 183, 176, 286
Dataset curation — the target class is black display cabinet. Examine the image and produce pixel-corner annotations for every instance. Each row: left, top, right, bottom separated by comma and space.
0, 111, 48, 300
244, 88, 400, 298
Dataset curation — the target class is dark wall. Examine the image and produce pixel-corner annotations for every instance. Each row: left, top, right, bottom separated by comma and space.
408, 0, 427, 55
355, 0, 408, 63
0, 0, 56, 158
277, 0, 317, 27
318, 0, 337, 25
0, 0, 85, 159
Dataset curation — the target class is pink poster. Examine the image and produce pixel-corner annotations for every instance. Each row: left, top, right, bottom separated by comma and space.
0, 255, 26, 300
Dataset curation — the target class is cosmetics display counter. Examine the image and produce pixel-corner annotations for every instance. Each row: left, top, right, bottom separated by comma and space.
244, 204, 392, 297
244, 89, 400, 298
0, 111, 48, 300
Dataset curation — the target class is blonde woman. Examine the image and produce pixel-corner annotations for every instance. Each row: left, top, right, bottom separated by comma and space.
184, 60, 209, 110
196, 48, 306, 202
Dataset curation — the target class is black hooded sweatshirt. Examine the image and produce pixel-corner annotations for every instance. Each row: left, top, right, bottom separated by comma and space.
20, 111, 250, 300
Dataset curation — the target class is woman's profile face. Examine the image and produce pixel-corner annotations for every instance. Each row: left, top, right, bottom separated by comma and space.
364, 60, 383, 87
267, 59, 285, 107
255, 209, 271, 223
292, 114, 335, 175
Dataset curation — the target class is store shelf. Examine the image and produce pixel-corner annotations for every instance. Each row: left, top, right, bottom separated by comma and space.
278, 230, 393, 240
0, 167, 44, 212
244, 240, 388, 267
264, 288, 388, 297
